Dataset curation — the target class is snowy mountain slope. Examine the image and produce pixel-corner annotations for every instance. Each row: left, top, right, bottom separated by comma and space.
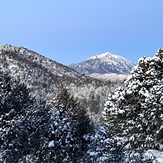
69, 52, 136, 81
0, 44, 81, 79
89, 73, 130, 82
0, 44, 117, 120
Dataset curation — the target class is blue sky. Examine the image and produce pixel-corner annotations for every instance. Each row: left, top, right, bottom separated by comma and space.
0, 0, 163, 65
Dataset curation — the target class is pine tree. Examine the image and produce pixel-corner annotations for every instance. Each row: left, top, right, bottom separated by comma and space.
40, 88, 93, 162
103, 49, 163, 161
0, 72, 50, 163
82, 125, 123, 163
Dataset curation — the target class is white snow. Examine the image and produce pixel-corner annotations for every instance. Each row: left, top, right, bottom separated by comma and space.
144, 150, 163, 163
88, 52, 135, 69
89, 73, 129, 82
89, 52, 126, 62
88, 151, 98, 156
48, 140, 54, 147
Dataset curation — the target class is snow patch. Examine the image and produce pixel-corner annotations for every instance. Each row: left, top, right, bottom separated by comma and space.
144, 150, 163, 163
48, 140, 54, 147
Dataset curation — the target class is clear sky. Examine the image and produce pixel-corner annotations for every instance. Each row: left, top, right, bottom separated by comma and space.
0, 0, 163, 65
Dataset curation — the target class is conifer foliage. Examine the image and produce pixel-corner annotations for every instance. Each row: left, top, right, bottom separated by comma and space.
50, 89, 123, 162
0, 72, 50, 162
103, 49, 163, 161
82, 125, 123, 163
44, 89, 94, 162
0, 73, 92, 162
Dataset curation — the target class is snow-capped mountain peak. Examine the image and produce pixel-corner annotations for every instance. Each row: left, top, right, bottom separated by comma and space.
89, 52, 120, 61
88, 52, 134, 65
69, 52, 136, 81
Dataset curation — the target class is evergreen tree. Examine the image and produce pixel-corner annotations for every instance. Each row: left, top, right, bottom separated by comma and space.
0, 72, 50, 163
47, 89, 123, 162
42, 89, 93, 162
103, 49, 163, 161
0, 71, 125, 162
82, 125, 123, 163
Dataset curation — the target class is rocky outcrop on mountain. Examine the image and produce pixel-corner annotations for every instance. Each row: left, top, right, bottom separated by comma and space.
103, 49, 163, 162
69, 52, 136, 81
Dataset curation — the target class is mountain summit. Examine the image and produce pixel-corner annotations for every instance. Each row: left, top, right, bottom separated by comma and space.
69, 52, 136, 81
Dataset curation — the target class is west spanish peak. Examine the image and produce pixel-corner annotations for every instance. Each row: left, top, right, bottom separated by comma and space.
69, 52, 136, 81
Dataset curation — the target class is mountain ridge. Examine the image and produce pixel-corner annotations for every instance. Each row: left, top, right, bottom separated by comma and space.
0, 44, 117, 121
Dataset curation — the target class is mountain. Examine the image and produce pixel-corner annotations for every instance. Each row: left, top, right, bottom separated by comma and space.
0, 44, 117, 120
69, 52, 136, 81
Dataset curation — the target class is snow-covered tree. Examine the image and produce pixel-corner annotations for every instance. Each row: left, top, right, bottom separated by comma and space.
82, 125, 123, 163
103, 49, 163, 161
0, 71, 127, 162
0, 74, 94, 162
0, 73, 51, 162
43, 89, 93, 162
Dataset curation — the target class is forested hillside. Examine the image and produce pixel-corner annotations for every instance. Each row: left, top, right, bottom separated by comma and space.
0, 44, 118, 122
